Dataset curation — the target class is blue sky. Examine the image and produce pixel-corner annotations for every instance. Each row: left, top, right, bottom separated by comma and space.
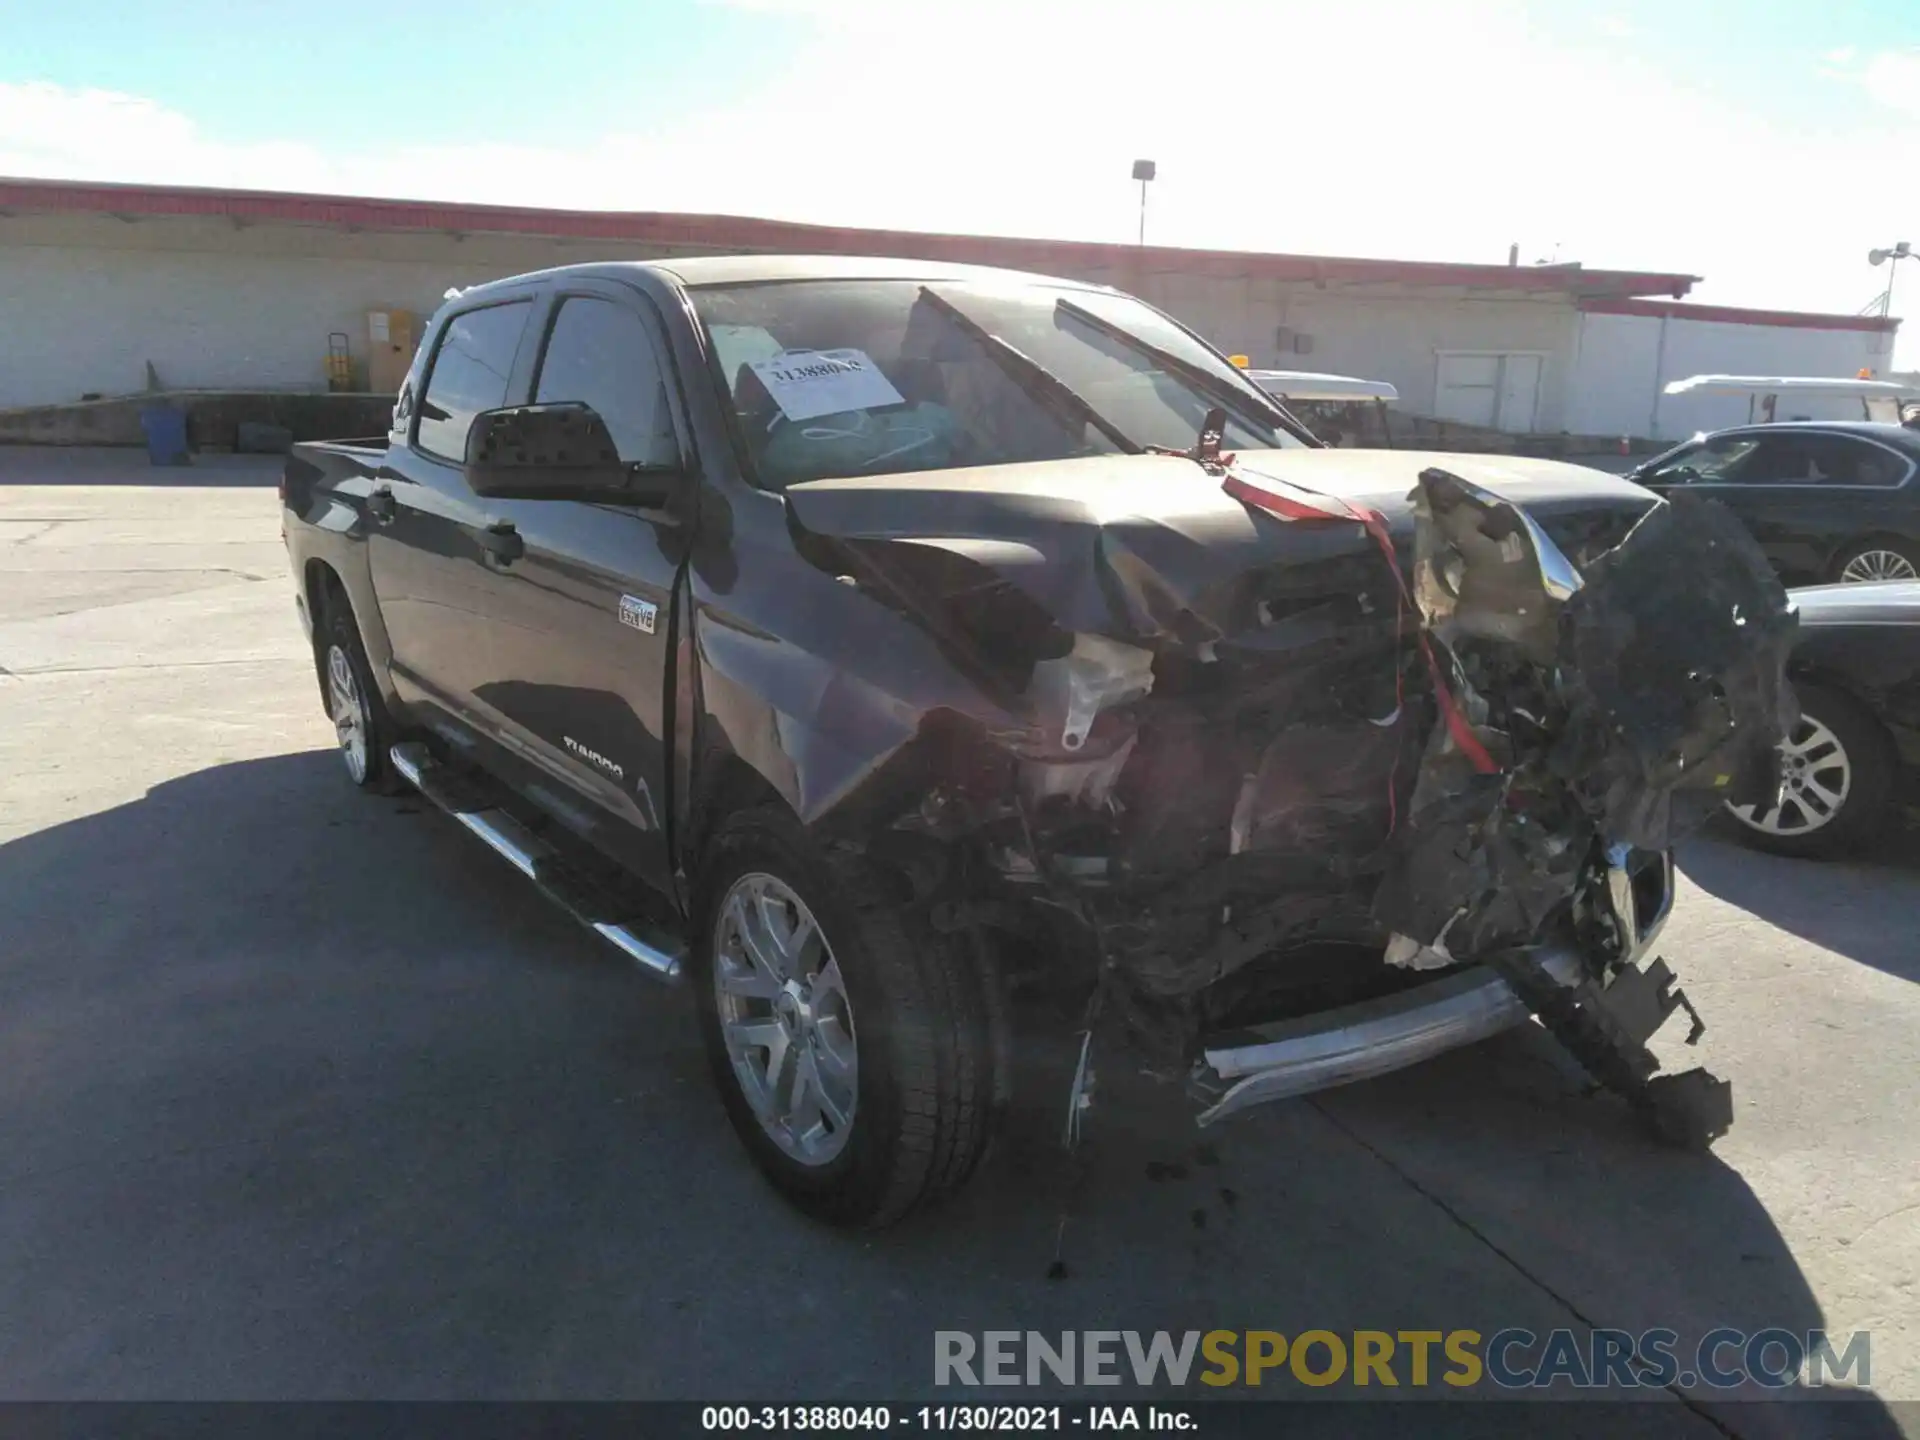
4, 0, 1918, 364
3, 0, 810, 152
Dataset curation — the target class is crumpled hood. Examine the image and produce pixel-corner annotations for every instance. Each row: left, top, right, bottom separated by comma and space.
784, 450, 1660, 643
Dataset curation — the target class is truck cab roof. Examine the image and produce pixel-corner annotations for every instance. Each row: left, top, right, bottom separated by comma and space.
444, 254, 1114, 299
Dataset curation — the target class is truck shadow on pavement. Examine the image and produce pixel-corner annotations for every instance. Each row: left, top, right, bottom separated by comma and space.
0, 751, 1901, 1431
1679, 826, 1920, 985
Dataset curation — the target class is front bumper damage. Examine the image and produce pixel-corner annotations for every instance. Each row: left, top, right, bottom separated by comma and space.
1195, 948, 1584, 1126
777, 449, 1795, 1152
1178, 468, 1792, 1147
1193, 852, 1674, 1127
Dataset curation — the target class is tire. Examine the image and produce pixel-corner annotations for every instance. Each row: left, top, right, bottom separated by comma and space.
318, 594, 404, 794
1830, 537, 1920, 585
1725, 683, 1898, 858
692, 807, 1002, 1228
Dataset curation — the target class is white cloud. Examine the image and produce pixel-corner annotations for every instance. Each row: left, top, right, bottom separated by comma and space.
3, 2, 1917, 366
1859, 48, 1920, 118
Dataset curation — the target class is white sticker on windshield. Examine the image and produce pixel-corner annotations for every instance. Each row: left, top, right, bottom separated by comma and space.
748, 348, 905, 423
708, 324, 785, 380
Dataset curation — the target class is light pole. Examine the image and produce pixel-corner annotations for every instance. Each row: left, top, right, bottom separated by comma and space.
1869, 241, 1913, 319
1131, 159, 1156, 246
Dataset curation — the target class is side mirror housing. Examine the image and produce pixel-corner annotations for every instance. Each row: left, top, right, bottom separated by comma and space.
464, 403, 681, 506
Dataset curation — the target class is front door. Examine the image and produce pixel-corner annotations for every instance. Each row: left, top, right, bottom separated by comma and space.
456, 284, 689, 892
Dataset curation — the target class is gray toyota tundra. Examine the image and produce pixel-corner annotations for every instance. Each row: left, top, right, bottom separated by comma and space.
281, 255, 1795, 1227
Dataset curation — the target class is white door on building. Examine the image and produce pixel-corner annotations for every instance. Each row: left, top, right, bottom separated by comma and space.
1497, 353, 1542, 431
1434, 352, 1544, 432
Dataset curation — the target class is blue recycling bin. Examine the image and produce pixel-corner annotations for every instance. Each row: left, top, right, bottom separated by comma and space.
139, 404, 190, 466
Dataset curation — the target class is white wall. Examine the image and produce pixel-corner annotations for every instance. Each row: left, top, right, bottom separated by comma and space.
1567, 310, 1899, 442
0, 213, 704, 408
1065, 269, 1582, 431
1, 211, 1587, 430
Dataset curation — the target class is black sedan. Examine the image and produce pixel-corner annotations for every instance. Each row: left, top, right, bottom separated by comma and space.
1727, 581, 1920, 857
1629, 422, 1920, 584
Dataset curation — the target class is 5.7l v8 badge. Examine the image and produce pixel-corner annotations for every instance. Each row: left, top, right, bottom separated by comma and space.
618, 595, 657, 634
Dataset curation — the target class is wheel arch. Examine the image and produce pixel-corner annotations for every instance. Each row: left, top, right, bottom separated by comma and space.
685, 750, 797, 889
1827, 532, 1920, 582
303, 558, 350, 707
288, 525, 402, 716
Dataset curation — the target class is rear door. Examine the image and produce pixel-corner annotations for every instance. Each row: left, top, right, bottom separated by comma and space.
456, 281, 689, 889
370, 296, 538, 723
1698, 432, 1913, 583
1776, 432, 1915, 578
1732, 434, 1833, 579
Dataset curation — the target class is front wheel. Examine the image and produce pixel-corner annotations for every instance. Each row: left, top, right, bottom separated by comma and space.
692, 808, 1003, 1228
1725, 684, 1897, 858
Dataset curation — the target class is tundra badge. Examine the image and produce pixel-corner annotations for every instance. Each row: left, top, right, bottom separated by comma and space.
563, 736, 625, 781
618, 594, 657, 634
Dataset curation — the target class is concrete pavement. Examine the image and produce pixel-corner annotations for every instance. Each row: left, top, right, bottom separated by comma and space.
0, 448, 1913, 1431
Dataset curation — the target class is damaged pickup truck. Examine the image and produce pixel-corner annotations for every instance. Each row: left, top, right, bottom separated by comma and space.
282, 256, 1796, 1227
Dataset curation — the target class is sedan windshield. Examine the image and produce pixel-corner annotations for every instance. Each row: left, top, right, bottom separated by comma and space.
689, 278, 1310, 489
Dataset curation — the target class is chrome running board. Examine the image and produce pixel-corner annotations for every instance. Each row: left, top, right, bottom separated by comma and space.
388, 742, 685, 982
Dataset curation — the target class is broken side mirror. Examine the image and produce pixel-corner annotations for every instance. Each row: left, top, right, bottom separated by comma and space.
464, 403, 683, 508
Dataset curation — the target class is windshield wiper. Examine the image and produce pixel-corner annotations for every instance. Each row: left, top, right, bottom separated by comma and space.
916, 287, 1141, 455
1052, 296, 1311, 442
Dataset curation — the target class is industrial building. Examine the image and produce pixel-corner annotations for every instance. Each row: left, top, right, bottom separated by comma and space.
0, 177, 1900, 443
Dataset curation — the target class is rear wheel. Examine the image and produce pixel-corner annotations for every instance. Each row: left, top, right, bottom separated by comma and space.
693, 808, 1003, 1228
1726, 684, 1897, 858
1832, 538, 1919, 584
319, 597, 403, 794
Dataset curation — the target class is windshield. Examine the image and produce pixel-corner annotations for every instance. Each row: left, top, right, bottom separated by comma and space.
689, 278, 1310, 489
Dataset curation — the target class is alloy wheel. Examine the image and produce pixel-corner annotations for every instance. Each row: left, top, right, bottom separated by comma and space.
712, 872, 859, 1167
1727, 715, 1851, 837
1839, 549, 1918, 583
326, 642, 371, 784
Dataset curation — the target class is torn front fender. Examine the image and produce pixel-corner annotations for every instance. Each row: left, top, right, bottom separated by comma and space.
683, 484, 1046, 856
1375, 472, 1796, 958
1362, 470, 1792, 1148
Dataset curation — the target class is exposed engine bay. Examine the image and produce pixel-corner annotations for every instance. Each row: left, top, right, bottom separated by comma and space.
783, 449, 1797, 1147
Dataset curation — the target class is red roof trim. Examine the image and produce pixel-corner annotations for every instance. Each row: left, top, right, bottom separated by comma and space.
1580, 296, 1899, 333
0, 176, 1699, 300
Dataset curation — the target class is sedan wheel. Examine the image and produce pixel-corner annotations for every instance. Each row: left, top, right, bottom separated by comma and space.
1838, 547, 1918, 583
1724, 683, 1898, 858
712, 872, 859, 1167
327, 640, 372, 784
1727, 715, 1850, 839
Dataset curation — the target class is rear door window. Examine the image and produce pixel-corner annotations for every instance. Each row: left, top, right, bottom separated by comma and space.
532, 297, 680, 467
415, 301, 533, 462
1735, 434, 1903, 486
1797, 434, 1912, 487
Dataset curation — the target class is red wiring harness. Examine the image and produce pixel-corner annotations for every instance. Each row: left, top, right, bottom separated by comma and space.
1219, 467, 1501, 781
